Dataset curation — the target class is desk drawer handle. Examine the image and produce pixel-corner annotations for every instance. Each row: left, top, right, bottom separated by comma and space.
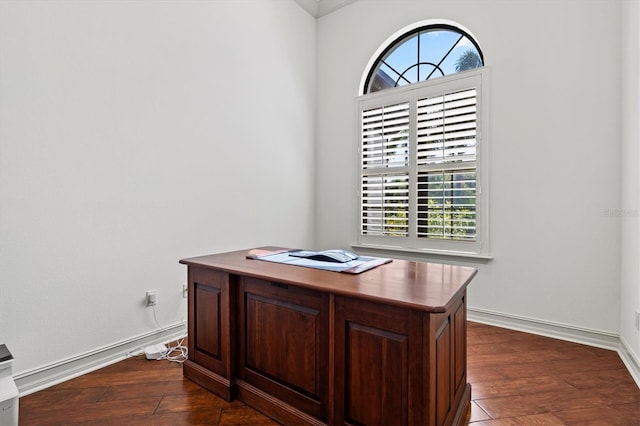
271, 282, 288, 290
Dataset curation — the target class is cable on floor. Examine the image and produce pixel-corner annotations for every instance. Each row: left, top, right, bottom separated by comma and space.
151, 305, 188, 363
127, 305, 188, 363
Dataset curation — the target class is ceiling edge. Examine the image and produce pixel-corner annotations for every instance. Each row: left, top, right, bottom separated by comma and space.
294, 0, 358, 18
316, 0, 358, 17
293, 0, 319, 17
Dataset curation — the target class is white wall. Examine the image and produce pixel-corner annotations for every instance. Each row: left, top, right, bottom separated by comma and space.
0, 0, 316, 376
316, 0, 622, 334
620, 0, 640, 366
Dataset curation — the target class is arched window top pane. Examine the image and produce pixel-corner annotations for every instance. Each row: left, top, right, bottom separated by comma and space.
365, 25, 484, 94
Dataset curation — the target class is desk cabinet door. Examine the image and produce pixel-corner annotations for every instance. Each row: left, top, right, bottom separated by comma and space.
334, 296, 415, 426
238, 277, 329, 419
188, 268, 233, 377
431, 294, 468, 426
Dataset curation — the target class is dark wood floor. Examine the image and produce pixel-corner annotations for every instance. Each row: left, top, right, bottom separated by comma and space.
19, 322, 639, 425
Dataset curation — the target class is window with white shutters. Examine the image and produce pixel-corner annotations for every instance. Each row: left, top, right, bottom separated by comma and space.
357, 23, 488, 257
357, 69, 488, 256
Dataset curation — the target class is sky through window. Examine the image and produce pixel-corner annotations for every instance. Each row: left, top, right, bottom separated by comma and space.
366, 28, 483, 93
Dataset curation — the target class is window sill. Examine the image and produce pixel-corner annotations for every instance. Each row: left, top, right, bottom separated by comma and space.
351, 243, 493, 263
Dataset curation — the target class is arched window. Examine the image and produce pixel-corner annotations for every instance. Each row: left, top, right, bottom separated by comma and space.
364, 24, 484, 94
356, 22, 490, 258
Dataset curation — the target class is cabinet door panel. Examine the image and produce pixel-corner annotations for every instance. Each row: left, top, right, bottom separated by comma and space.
239, 277, 328, 418
453, 299, 466, 394
188, 268, 231, 375
194, 284, 221, 359
335, 296, 412, 426
432, 294, 467, 426
245, 293, 319, 396
345, 322, 408, 426
435, 318, 452, 425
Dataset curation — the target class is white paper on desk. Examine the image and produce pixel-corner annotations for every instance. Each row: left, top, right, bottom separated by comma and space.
256, 252, 383, 272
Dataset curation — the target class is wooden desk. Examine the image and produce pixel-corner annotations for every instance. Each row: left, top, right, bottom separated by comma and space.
180, 248, 477, 426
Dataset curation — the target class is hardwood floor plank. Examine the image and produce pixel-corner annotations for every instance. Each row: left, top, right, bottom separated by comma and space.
468, 348, 589, 370
18, 387, 107, 410
217, 406, 280, 425
495, 356, 628, 380
19, 396, 161, 424
467, 365, 508, 383
553, 402, 640, 425
589, 383, 640, 405
467, 412, 566, 425
476, 386, 638, 420
471, 375, 576, 400
68, 411, 225, 426
559, 365, 637, 388
155, 391, 246, 414
474, 393, 555, 419
52, 369, 176, 389
97, 379, 205, 401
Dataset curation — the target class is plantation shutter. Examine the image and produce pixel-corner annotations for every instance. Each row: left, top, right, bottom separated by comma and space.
416, 88, 477, 240
360, 102, 410, 237
357, 69, 486, 254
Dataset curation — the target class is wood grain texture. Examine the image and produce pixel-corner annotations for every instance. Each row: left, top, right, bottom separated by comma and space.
238, 276, 329, 419
180, 248, 477, 312
466, 322, 640, 425
18, 323, 639, 425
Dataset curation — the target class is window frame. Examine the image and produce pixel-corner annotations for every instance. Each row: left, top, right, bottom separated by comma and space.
355, 68, 490, 259
363, 23, 485, 94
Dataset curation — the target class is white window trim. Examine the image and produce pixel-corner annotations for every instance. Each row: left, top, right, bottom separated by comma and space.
355, 68, 491, 259
358, 19, 486, 96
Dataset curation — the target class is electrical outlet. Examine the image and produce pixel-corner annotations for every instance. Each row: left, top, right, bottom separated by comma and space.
146, 290, 157, 307
183, 284, 188, 299
635, 310, 640, 331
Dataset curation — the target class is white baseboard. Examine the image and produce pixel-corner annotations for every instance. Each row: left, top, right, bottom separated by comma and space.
467, 307, 620, 349
14, 321, 187, 397
619, 336, 640, 388
468, 307, 640, 389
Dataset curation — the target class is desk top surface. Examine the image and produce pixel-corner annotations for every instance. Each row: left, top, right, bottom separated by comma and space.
180, 248, 477, 313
